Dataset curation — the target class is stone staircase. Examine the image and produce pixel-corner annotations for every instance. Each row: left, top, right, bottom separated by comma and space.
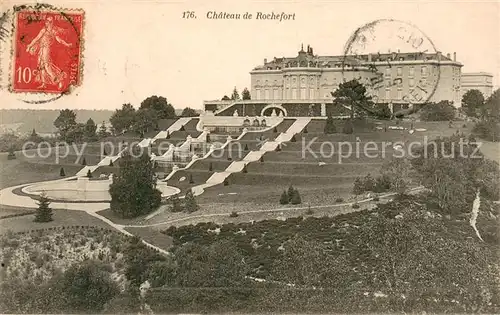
190, 118, 311, 195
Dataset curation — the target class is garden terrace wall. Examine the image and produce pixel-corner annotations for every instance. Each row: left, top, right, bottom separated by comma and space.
91, 165, 121, 177
169, 130, 202, 140
168, 170, 213, 192
189, 159, 232, 172
263, 150, 390, 163
227, 172, 358, 187
245, 161, 382, 176
238, 119, 295, 141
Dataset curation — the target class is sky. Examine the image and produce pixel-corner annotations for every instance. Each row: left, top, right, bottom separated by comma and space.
0, 0, 499, 111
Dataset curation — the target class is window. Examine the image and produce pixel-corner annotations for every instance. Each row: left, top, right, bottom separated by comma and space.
292, 89, 297, 99
397, 67, 402, 76
421, 66, 427, 76
385, 88, 391, 99
386, 80, 392, 87
300, 88, 307, 100
397, 89, 403, 100
409, 78, 415, 87
309, 88, 315, 99
409, 67, 415, 77
264, 89, 270, 100
385, 68, 391, 77
273, 89, 279, 100
256, 89, 261, 99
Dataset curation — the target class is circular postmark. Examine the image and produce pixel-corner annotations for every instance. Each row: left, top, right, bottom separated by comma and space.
341, 19, 441, 107
4, 3, 85, 104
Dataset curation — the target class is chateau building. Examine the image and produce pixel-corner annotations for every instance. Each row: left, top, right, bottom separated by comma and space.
204, 45, 491, 117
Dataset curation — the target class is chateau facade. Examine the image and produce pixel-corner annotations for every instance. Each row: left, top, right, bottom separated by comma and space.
205, 45, 492, 117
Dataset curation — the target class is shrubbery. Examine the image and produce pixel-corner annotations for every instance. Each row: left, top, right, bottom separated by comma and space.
420, 101, 456, 121
472, 120, 500, 142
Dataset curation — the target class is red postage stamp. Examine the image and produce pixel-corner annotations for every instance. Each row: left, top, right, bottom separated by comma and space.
11, 8, 84, 94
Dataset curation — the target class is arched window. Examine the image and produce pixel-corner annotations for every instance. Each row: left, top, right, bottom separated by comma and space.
253, 119, 260, 127
261, 119, 267, 127
243, 119, 250, 127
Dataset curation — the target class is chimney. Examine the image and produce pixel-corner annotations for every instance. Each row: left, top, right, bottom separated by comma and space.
437, 51, 441, 61
310, 47, 314, 55
446, 53, 451, 59
453, 52, 456, 61
264, 58, 267, 64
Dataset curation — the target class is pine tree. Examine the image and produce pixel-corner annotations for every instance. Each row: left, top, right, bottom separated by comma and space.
287, 184, 295, 202
166, 131, 170, 139
342, 119, 354, 134
103, 148, 107, 156
180, 125, 185, 131
97, 122, 109, 139
82, 157, 87, 166
352, 177, 364, 196
244, 143, 249, 151
34, 193, 53, 222
242, 164, 248, 173
223, 178, 229, 186
209, 162, 213, 171
290, 134, 297, 142
363, 173, 375, 192
87, 169, 93, 178
275, 144, 282, 152
184, 189, 199, 213
259, 155, 264, 163
273, 126, 278, 133
189, 174, 194, 184
279, 191, 289, 205
290, 189, 302, 205
60, 167, 65, 177
109, 159, 114, 166
206, 133, 211, 143
170, 194, 182, 212
324, 114, 337, 134
303, 126, 308, 134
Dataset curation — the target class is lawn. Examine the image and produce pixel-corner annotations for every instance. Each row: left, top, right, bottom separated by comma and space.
124, 226, 173, 250
0, 209, 114, 234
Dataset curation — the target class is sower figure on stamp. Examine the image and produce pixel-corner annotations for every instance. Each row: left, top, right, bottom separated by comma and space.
26, 16, 72, 89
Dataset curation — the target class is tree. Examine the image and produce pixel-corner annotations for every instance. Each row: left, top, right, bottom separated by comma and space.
189, 173, 194, 184
56, 260, 119, 313
181, 107, 199, 117
65, 123, 86, 144
363, 173, 375, 191
352, 177, 365, 196
420, 100, 456, 121
223, 177, 229, 186
231, 87, 240, 100
290, 189, 302, 204
110, 103, 136, 135
287, 185, 296, 202
54, 109, 77, 139
244, 143, 249, 151
184, 189, 199, 213
259, 155, 264, 162
84, 118, 98, 141
81, 157, 87, 165
109, 151, 162, 218
140, 95, 176, 119
124, 237, 165, 286
34, 193, 53, 222
324, 114, 336, 134
109, 159, 114, 166
279, 190, 289, 204
132, 108, 156, 135
170, 194, 183, 212
342, 119, 354, 134
209, 162, 213, 171
461, 89, 485, 118
87, 169, 93, 178
221, 95, 231, 101
60, 167, 65, 177
482, 88, 500, 121
242, 164, 248, 173
242, 87, 251, 100
97, 121, 110, 139
381, 157, 414, 195
332, 79, 373, 119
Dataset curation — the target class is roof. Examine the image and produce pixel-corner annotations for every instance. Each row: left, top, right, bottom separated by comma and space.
253, 46, 457, 70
